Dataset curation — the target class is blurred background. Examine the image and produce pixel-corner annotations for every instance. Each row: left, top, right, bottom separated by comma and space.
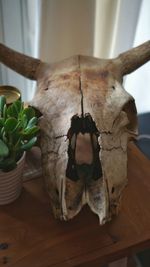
0, 0, 149, 113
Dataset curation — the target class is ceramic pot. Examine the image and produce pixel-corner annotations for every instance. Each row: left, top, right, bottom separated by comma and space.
0, 152, 26, 205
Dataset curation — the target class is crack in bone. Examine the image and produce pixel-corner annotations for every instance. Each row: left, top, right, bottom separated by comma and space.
102, 146, 126, 152
78, 55, 84, 118
55, 135, 67, 139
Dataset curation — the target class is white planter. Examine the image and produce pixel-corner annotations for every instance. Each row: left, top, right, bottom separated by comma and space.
0, 153, 26, 205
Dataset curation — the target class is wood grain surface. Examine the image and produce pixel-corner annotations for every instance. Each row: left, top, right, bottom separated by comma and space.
0, 142, 150, 267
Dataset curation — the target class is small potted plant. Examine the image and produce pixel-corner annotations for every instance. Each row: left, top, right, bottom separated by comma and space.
0, 95, 39, 204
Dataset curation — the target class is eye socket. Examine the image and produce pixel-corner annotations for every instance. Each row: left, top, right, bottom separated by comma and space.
29, 106, 43, 118
122, 99, 137, 132
111, 187, 115, 194
112, 86, 115, 90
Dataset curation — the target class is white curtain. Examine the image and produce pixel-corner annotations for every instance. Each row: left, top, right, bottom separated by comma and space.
0, 0, 150, 113
39, 0, 150, 113
0, 0, 41, 101
39, 0, 142, 60
125, 0, 150, 114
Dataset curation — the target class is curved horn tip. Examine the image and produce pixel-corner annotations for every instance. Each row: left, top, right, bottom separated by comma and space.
114, 40, 150, 76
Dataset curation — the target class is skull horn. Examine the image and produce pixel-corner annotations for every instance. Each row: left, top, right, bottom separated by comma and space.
1, 41, 150, 80
115, 40, 150, 76
0, 43, 45, 80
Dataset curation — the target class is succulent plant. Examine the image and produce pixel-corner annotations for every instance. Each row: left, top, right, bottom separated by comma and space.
0, 95, 39, 172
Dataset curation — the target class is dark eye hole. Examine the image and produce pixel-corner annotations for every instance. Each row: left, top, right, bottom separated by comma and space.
29, 106, 43, 118
112, 86, 115, 90
122, 99, 137, 132
111, 187, 115, 194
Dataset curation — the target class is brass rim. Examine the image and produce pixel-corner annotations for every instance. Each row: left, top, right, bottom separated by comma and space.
0, 85, 21, 104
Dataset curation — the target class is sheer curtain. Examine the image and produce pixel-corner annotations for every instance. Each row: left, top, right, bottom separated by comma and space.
125, 0, 150, 114
39, 0, 142, 61
0, 0, 149, 112
39, 0, 150, 114
0, 0, 41, 101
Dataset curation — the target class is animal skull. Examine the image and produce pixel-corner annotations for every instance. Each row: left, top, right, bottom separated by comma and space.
0, 41, 150, 224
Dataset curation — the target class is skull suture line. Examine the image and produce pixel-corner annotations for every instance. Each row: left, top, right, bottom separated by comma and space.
0, 42, 150, 224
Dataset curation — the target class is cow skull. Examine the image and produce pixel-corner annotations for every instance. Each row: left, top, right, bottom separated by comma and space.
0, 41, 150, 224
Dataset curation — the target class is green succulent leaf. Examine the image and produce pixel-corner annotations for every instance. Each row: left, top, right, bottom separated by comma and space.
4, 117, 18, 132
7, 104, 18, 118
11, 119, 24, 133
22, 114, 28, 128
2, 134, 8, 144
11, 132, 21, 145
7, 105, 14, 117
0, 127, 5, 141
21, 136, 37, 151
13, 100, 23, 114
32, 107, 43, 118
22, 126, 39, 136
0, 139, 9, 157
3, 104, 7, 120
1, 127, 4, 136
26, 117, 38, 129
23, 107, 35, 121
0, 118, 4, 127
0, 98, 39, 171
0, 95, 6, 117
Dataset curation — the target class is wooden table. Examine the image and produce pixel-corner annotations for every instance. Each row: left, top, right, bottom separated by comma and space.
0, 143, 150, 267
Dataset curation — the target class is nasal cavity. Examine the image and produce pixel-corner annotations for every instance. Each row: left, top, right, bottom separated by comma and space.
75, 133, 93, 164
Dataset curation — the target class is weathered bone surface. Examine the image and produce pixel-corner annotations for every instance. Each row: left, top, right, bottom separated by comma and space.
0, 41, 150, 224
